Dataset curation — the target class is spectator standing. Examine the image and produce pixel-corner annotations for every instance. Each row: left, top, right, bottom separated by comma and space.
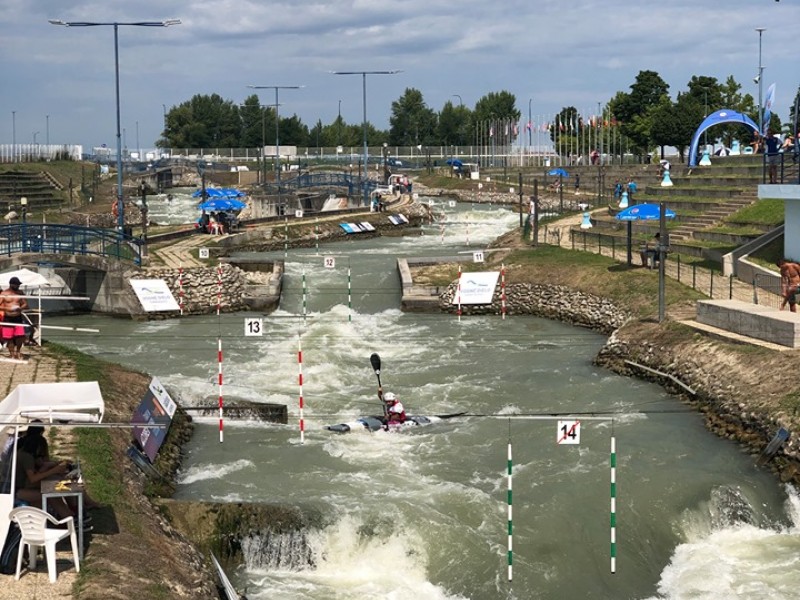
627, 178, 638, 203
777, 258, 800, 312
764, 129, 781, 184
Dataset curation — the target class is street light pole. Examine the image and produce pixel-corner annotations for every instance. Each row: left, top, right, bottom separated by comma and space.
33, 132, 39, 145
452, 94, 463, 107
756, 27, 766, 136
247, 85, 303, 193
49, 18, 181, 233
46, 115, 50, 146
11, 111, 16, 163
332, 70, 401, 205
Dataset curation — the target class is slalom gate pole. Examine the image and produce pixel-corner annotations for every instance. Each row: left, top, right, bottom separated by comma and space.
315, 217, 319, 254
178, 263, 184, 315
302, 269, 307, 326
216, 264, 222, 316
218, 338, 224, 443
440, 215, 446, 245
457, 264, 462, 322
298, 336, 305, 444
610, 430, 617, 573
284, 216, 288, 258
466, 221, 470, 247
501, 263, 506, 320
216, 264, 224, 442
507, 422, 513, 583
347, 260, 352, 323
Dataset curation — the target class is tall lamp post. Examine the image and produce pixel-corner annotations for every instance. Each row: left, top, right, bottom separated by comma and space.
756, 27, 766, 136
46, 115, 50, 146
49, 18, 181, 233
247, 85, 302, 192
11, 111, 16, 163
452, 94, 463, 107
332, 70, 401, 205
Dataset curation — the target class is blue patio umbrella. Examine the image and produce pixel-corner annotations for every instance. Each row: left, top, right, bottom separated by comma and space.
192, 187, 245, 199
614, 203, 675, 266
547, 168, 569, 178
198, 198, 246, 212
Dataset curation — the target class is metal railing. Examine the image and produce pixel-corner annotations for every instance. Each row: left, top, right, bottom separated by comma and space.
0, 223, 142, 266
523, 226, 785, 308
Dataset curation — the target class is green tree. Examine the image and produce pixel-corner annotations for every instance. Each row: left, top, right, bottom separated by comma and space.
610, 70, 669, 154
472, 91, 521, 142
650, 94, 703, 162
438, 101, 472, 147
549, 106, 580, 155
389, 88, 438, 146
716, 76, 758, 149
161, 94, 242, 148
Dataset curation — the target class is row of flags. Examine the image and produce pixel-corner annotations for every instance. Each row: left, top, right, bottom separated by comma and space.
485, 116, 622, 137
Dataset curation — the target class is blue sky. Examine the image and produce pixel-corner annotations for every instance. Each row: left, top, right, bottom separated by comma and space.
2, 0, 798, 151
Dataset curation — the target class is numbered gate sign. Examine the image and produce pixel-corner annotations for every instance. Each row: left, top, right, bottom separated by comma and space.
198, 248, 210, 259
295, 209, 304, 218
324, 256, 336, 269
472, 251, 485, 263
557, 420, 581, 445
477, 183, 483, 190
448, 200, 456, 208
245, 317, 263, 337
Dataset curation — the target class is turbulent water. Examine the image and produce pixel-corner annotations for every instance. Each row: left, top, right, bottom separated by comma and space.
45, 200, 800, 599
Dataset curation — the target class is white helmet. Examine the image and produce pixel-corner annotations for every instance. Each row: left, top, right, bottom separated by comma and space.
384, 392, 397, 402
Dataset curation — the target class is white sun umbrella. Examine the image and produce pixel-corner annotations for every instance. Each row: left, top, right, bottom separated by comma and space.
0, 268, 51, 289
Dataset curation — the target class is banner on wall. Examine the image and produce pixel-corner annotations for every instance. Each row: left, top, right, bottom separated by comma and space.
129, 279, 180, 312
450, 271, 500, 305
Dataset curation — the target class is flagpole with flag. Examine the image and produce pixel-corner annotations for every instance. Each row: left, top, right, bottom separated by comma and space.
762, 83, 776, 134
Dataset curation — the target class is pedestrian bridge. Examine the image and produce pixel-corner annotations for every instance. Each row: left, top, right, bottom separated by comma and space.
0, 224, 142, 266
263, 172, 383, 196
0, 224, 146, 316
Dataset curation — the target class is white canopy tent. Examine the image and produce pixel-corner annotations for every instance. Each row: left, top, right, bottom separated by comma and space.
0, 382, 105, 548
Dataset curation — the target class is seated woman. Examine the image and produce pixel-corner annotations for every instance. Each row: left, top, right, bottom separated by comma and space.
14, 432, 74, 519
17, 422, 101, 510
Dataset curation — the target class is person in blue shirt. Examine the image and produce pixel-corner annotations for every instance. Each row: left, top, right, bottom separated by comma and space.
627, 179, 638, 201
764, 129, 781, 183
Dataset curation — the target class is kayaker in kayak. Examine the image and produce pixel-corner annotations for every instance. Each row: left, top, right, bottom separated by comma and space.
381, 391, 406, 424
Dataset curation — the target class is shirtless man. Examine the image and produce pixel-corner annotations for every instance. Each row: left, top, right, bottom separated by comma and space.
0, 276, 28, 359
777, 258, 800, 312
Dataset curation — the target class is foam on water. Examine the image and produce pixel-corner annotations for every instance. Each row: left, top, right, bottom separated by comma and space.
244, 515, 469, 600
645, 485, 800, 599
177, 458, 256, 484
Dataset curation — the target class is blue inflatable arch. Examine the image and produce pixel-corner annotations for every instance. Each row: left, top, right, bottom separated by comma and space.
688, 109, 759, 167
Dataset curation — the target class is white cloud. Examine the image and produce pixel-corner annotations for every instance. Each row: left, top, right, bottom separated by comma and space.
1, 0, 798, 149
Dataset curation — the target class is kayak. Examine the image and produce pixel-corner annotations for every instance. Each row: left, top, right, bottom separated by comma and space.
325, 412, 466, 433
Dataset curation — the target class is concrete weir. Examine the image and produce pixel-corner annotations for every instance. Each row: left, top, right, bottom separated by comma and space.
696, 299, 800, 348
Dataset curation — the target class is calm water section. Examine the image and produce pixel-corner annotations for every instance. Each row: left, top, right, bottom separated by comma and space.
46, 202, 800, 599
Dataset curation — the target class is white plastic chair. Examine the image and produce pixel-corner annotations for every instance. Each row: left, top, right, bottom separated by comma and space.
8, 506, 80, 583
